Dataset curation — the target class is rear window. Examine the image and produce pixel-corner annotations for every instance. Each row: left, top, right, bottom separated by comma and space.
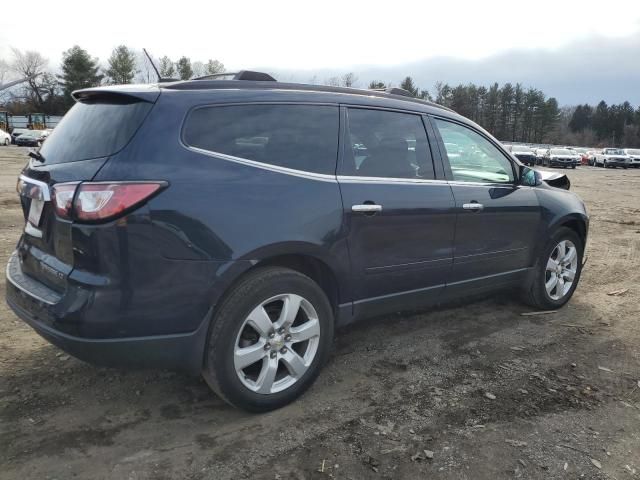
183, 104, 339, 175
39, 98, 153, 164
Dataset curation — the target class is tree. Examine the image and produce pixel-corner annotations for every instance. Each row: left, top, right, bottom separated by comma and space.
368, 80, 386, 89
324, 76, 340, 87
341, 72, 358, 87
192, 61, 205, 78
592, 101, 610, 140
159, 56, 175, 78
12, 48, 49, 107
55, 46, 101, 109
176, 57, 193, 80
569, 104, 593, 132
400, 76, 419, 96
106, 45, 137, 85
205, 59, 225, 75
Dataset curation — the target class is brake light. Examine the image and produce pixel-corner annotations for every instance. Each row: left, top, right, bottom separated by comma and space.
51, 182, 166, 222
52, 183, 78, 219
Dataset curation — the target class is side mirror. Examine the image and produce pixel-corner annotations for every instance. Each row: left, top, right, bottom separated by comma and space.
520, 165, 541, 186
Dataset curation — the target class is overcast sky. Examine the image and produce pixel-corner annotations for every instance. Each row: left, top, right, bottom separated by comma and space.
1, 0, 639, 104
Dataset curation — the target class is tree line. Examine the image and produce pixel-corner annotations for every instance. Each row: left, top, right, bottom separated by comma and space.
1, 46, 225, 114
2, 47, 639, 147
567, 101, 640, 147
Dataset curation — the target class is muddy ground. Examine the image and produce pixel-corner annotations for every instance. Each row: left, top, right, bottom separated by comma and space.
0, 145, 638, 480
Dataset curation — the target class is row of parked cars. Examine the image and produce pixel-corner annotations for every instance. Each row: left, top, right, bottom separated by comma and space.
505, 144, 640, 169
0, 127, 51, 147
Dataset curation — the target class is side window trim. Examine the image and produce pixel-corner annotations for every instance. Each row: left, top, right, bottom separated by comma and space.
422, 115, 447, 180
337, 105, 437, 181
428, 114, 518, 185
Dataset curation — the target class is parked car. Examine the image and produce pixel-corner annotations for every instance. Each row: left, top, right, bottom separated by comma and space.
573, 148, 591, 165
545, 148, 581, 168
6, 75, 589, 412
10, 128, 30, 144
509, 145, 537, 166
586, 150, 599, 166
594, 148, 630, 168
534, 148, 548, 165
15, 130, 47, 147
623, 148, 640, 168
0, 128, 11, 146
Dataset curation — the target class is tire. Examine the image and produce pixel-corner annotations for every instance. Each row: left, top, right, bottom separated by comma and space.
521, 227, 584, 311
571, 165, 576, 169
3, 139, 8, 146
203, 267, 334, 412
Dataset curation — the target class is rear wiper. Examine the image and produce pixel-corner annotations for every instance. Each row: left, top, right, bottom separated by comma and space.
28, 149, 45, 163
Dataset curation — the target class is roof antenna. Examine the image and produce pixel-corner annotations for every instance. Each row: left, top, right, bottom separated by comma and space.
143, 48, 161, 81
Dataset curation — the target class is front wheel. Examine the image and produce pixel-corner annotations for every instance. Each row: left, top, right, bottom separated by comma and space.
521, 227, 583, 310
203, 267, 334, 412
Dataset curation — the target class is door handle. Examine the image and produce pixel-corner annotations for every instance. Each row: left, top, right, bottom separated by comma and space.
462, 202, 484, 211
352, 204, 382, 214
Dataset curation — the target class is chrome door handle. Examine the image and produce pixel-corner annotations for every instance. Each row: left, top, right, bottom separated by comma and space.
352, 204, 382, 214
462, 202, 484, 211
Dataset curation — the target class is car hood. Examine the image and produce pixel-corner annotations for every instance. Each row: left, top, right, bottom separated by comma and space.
537, 169, 570, 190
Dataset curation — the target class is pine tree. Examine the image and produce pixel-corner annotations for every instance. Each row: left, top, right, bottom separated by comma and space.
176, 57, 193, 80
400, 76, 419, 96
106, 45, 137, 85
159, 56, 175, 78
57, 45, 103, 108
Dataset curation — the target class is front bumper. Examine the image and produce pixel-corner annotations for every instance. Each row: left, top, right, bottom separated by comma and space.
549, 158, 578, 167
6, 251, 207, 374
605, 158, 630, 167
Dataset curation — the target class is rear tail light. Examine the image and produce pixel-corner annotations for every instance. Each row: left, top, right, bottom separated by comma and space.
52, 182, 166, 222
52, 183, 78, 219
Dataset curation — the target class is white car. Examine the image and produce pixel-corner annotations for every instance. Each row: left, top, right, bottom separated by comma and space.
623, 148, 640, 168
0, 128, 11, 146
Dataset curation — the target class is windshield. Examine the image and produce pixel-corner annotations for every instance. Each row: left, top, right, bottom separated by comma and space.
511, 146, 532, 153
39, 98, 153, 164
625, 149, 640, 155
607, 149, 625, 155
550, 149, 573, 155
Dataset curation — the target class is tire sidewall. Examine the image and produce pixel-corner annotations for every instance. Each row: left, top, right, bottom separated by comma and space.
206, 269, 334, 412
536, 228, 584, 309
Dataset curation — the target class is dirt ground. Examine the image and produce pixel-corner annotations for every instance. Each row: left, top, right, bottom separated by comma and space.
1, 146, 639, 480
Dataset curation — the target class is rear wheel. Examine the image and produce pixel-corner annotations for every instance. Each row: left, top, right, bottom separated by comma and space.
521, 227, 583, 310
203, 267, 334, 412
3, 138, 8, 146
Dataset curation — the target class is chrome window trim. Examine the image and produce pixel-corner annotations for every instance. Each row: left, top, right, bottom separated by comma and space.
337, 175, 448, 185
185, 146, 338, 183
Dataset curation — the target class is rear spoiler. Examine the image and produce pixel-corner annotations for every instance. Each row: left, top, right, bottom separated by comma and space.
72, 85, 160, 104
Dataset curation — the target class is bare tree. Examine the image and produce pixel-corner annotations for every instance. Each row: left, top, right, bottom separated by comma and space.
341, 72, 358, 87
192, 61, 205, 78
11, 48, 48, 105
205, 59, 225, 75
324, 76, 340, 87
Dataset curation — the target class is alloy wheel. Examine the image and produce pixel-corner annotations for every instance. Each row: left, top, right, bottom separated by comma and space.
233, 293, 321, 394
545, 240, 578, 300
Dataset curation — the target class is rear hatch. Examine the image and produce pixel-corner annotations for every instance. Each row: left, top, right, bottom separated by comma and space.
17, 87, 159, 293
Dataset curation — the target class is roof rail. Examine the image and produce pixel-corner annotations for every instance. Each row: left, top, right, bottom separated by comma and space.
193, 70, 276, 82
371, 87, 414, 98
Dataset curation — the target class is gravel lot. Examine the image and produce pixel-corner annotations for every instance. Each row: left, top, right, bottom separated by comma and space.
1, 146, 639, 480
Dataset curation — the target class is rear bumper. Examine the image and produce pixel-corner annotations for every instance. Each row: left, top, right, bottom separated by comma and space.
6, 251, 208, 374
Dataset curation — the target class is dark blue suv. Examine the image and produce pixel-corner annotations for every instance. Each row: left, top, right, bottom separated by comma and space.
6, 73, 588, 411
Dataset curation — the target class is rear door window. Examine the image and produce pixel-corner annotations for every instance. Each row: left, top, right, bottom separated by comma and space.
183, 104, 339, 175
341, 108, 435, 179
39, 98, 153, 164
